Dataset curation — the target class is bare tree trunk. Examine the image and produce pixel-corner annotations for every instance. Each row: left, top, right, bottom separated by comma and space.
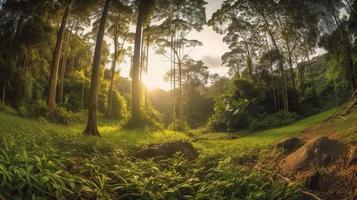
265, 34, 277, 112
59, 20, 76, 107
130, 0, 145, 126
2, 80, 6, 104
83, 0, 111, 136
261, 12, 289, 111
107, 25, 118, 118
144, 31, 150, 109
81, 79, 85, 111
172, 35, 177, 131
287, 52, 296, 88
48, 0, 72, 114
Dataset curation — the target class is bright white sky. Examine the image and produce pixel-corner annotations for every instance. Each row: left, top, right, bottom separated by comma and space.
117, 0, 228, 90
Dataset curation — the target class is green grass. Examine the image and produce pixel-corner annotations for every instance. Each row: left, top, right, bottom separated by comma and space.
0, 108, 338, 199
194, 108, 337, 155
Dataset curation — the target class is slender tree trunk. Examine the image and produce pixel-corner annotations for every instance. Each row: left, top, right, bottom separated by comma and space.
261, 12, 289, 111
172, 35, 177, 131
178, 58, 183, 128
2, 80, 6, 104
107, 30, 118, 118
130, 0, 145, 126
48, 0, 72, 114
144, 31, 150, 109
243, 42, 253, 79
83, 0, 111, 136
81, 79, 85, 111
287, 52, 296, 88
139, 31, 145, 105
59, 20, 76, 107
265, 34, 277, 112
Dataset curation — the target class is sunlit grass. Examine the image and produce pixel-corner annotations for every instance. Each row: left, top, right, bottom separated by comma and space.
0, 108, 337, 156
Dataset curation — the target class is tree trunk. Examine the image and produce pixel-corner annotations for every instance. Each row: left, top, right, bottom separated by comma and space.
261, 12, 289, 111
287, 52, 296, 88
59, 20, 76, 107
81, 79, 85, 111
48, 0, 72, 114
2, 80, 6, 104
130, 0, 145, 127
83, 0, 111, 136
172, 35, 177, 131
144, 30, 150, 109
265, 34, 277, 112
107, 30, 118, 118
243, 41, 254, 79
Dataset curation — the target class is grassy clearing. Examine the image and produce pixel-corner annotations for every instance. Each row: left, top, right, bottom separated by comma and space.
0, 109, 337, 199
194, 108, 337, 155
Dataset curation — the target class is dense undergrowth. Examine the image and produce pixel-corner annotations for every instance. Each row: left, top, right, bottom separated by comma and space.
0, 108, 336, 199
0, 111, 306, 199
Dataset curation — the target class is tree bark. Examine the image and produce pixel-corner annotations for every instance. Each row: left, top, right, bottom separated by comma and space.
83, 0, 111, 136
48, 0, 72, 114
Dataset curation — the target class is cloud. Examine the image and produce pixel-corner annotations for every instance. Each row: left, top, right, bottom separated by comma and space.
201, 55, 222, 69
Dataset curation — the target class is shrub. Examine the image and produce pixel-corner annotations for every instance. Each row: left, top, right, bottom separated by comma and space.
49, 108, 86, 125
18, 101, 49, 118
249, 111, 300, 131
110, 91, 129, 121
141, 106, 163, 130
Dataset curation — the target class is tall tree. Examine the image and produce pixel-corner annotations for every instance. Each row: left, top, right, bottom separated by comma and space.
106, 6, 131, 118
48, 0, 73, 113
129, 0, 155, 127
83, 0, 111, 136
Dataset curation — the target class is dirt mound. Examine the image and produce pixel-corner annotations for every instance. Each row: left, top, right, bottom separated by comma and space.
276, 137, 302, 153
279, 137, 346, 175
133, 141, 198, 161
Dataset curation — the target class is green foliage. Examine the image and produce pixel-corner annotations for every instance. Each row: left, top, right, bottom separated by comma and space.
49, 108, 86, 125
110, 91, 129, 121
141, 106, 164, 130
0, 106, 338, 199
17, 102, 86, 125
249, 111, 300, 131
18, 101, 49, 119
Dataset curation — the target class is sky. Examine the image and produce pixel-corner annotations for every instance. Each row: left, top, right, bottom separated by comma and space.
119, 0, 229, 90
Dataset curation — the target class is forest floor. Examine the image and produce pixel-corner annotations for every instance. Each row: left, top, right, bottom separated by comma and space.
0, 107, 356, 199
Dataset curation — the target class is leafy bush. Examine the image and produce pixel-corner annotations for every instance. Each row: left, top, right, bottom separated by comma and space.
49, 107, 86, 125
16, 102, 86, 125
110, 91, 129, 121
249, 111, 300, 131
18, 101, 49, 118
141, 106, 163, 130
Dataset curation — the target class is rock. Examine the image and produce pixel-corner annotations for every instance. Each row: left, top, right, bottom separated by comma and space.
133, 141, 198, 161
279, 137, 345, 175
276, 137, 302, 152
348, 146, 357, 165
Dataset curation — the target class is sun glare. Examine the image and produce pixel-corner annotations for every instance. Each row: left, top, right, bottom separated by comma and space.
142, 73, 170, 91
